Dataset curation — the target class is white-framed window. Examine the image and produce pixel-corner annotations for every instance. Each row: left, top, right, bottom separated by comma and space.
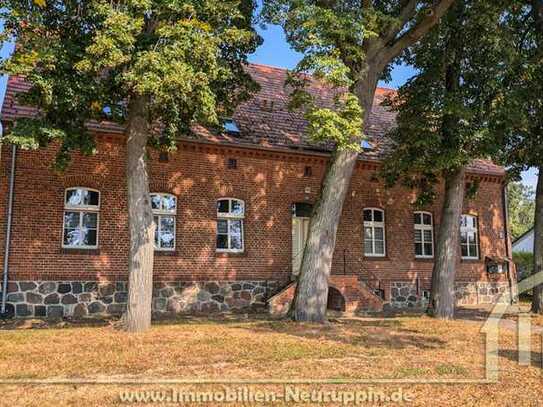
151, 193, 177, 251
460, 214, 479, 259
363, 208, 386, 257
216, 198, 245, 252
414, 211, 434, 258
63, 188, 100, 249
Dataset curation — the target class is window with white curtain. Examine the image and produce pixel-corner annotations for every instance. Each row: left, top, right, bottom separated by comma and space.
216, 198, 245, 252
363, 208, 386, 257
63, 188, 100, 248
414, 211, 434, 258
151, 193, 177, 250
460, 214, 479, 259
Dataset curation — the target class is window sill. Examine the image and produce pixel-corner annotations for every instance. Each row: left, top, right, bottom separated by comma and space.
61, 248, 100, 255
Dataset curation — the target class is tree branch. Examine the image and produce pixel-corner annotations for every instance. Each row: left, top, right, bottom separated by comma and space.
381, 0, 456, 66
381, 0, 419, 45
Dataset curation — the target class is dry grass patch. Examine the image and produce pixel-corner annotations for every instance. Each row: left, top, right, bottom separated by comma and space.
0, 314, 541, 406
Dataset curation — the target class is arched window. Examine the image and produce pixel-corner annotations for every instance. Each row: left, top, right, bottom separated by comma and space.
414, 211, 434, 258
150, 193, 177, 250
460, 214, 479, 259
363, 208, 386, 257
216, 198, 245, 252
63, 188, 100, 248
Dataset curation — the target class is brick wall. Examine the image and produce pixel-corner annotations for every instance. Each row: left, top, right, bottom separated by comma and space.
0, 134, 511, 302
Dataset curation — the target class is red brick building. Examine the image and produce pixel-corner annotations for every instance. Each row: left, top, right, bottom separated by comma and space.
0, 64, 515, 318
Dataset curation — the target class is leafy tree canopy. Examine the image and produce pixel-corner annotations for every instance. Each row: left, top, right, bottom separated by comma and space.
491, 1, 543, 174
508, 181, 536, 240
381, 0, 515, 205
0, 0, 261, 168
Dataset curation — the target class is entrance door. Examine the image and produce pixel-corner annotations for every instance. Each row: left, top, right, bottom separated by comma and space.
292, 203, 313, 276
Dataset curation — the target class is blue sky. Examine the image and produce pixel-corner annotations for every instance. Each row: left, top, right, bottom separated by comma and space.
0, 20, 538, 189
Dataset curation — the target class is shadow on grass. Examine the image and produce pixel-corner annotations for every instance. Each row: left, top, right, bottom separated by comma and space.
0, 317, 111, 330
454, 307, 492, 322
499, 348, 543, 369
229, 317, 447, 351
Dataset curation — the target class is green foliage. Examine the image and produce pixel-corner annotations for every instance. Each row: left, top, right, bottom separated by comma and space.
302, 93, 364, 151
513, 251, 534, 280
0, 0, 261, 168
286, 64, 363, 151
381, 0, 515, 205
490, 1, 543, 174
508, 182, 535, 240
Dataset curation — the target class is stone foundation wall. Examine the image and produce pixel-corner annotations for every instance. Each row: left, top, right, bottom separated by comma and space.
455, 281, 510, 305
2, 279, 513, 318
1, 280, 280, 319
390, 281, 512, 308
390, 282, 429, 309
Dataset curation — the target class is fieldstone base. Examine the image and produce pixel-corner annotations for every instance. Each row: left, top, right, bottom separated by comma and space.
455, 281, 510, 305
1, 280, 280, 319
390, 282, 428, 309
390, 281, 512, 308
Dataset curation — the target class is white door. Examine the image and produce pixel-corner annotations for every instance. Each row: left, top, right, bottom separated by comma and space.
292, 217, 310, 276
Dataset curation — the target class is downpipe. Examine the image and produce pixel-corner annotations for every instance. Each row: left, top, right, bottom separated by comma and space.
1, 144, 16, 318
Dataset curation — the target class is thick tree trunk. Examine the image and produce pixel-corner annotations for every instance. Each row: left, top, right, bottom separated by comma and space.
291, 149, 359, 322
429, 167, 465, 319
531, 166, 543, 313
291, 72, 378, 322
124, 96, 156, 332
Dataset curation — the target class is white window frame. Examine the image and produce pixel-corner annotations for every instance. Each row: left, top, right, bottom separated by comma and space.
62, 187, 100, 249
460, 214, 479, 260
150, 193, 177, 251
363, 208, 386, 257
216, 198, 245, 253
414, 211, 434, 259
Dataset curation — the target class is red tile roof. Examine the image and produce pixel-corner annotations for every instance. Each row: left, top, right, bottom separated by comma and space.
1, 63, 504, 176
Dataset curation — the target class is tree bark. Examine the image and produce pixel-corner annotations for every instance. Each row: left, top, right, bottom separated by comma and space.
429, 167, 466, 319
124, 95, 156, 332
291, 72, 378, 322
531, 166, 543, 313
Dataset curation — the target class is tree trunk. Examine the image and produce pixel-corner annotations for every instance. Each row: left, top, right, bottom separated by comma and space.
531, 166, 543, 313
291, 72, 378, 322
124, 96, 156, 332
429, 167, 465, 319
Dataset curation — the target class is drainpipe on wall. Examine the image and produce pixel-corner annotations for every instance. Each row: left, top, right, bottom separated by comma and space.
1, 144, 16, 317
